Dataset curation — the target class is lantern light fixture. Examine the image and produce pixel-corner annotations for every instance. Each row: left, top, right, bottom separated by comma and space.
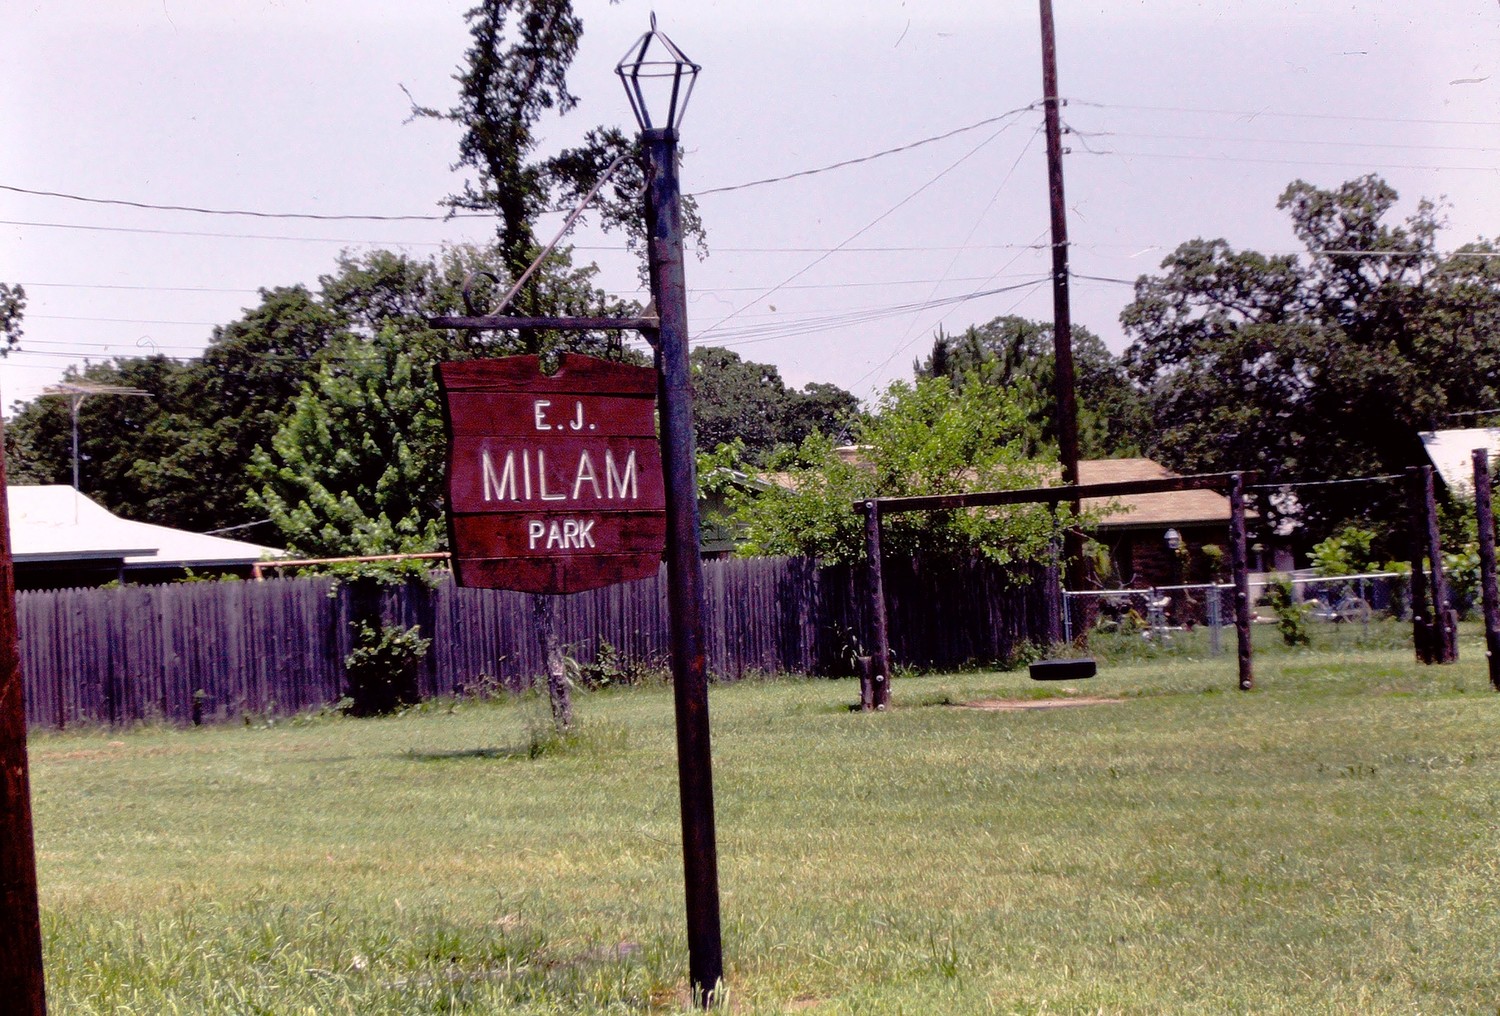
615, 13, 701, 132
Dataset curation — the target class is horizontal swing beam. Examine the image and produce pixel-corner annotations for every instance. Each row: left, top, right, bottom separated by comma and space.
857, 471, 1254, 515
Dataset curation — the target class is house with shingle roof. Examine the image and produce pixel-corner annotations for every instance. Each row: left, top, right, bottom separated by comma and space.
1073, 458, 1251, 588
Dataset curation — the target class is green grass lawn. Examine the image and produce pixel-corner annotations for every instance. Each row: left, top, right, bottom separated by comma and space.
28, 629, 1500, 1014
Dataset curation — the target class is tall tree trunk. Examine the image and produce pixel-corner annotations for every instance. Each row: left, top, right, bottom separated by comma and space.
531, 593, 572, 731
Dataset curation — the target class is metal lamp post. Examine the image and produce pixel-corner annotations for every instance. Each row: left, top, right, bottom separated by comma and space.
617, 20, 723, 1006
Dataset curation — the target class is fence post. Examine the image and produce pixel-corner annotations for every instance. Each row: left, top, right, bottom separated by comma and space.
1420, 465, 1458, 663
1407, 466, 1435, 664
1228, 472, 1254, 690
1472, 449, 1500, 690
1207, 585, 1222, 656
862, 500, 891, 711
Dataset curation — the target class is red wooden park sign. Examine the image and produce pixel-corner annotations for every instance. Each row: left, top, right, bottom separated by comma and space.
438, 354, 666, 594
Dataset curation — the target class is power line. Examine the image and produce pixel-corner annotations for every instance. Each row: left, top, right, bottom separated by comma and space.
705, 277, 1052, 348
1071, 99, 1500, 129
848, 266, 1050, 389
1074, 128, 1500, 155
0, 110, 1044, 227
0, 218, 465, 247
1089, 148, 1500, 174
1249, 474, 1403, 490
28, 314, 221, 327
0, 183, 493, 222
860, 128, 1048, 385
2, 218, 1054, 255
1070, 272, 1136, 285
697, 123, 1040, 341
689, 105, 1038, 197
16, 273, 1048, 302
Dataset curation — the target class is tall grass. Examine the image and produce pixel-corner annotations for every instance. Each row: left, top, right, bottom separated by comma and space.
28, 635, 1500, 1014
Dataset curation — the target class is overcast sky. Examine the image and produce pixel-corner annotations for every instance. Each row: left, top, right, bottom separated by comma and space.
3, 1, 1498, 417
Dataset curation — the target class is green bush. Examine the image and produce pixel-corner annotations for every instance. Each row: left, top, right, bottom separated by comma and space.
1309, 525, 1378, 577
343, 621, 432, 716
1261, 575, 1311, 648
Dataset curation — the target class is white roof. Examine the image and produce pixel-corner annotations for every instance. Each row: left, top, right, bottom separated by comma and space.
1419, 428, 1500, 496
6, 485, 281, 568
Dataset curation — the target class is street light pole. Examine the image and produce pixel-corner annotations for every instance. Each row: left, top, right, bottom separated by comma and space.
618, 19, 723, 1006
642, 124, 724, 1008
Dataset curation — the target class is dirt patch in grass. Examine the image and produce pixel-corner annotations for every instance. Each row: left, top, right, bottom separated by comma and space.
957, 697, 1122, 712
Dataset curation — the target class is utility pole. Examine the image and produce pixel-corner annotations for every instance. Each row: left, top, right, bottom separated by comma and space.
1038, 0, 1085, 596
0, 399, 48, 1015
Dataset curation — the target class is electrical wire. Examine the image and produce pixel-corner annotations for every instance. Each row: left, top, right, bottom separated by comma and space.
16, 282, 262, 295
1073, 128, 1500, 155
689, 104, 1038, 197
706, 277, 1052, 348
1249, 474, 1403, 490
850, 228, 1054, 390
0, 183, 493, 222
1070, 99, 1500, 129
868, 130, 1045, 381
1, 218, 1055, 255
0, 218, 466, 247
0, 107, 1040, 224
28, 314, 223, 327
1086, 148, 1500, 174
696, 123, 1039, 342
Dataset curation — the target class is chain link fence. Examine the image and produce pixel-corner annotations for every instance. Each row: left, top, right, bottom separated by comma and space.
1065, 571, 1415, 658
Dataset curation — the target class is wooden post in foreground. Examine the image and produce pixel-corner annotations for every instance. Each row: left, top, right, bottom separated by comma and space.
0, 411, 48, 1014
1227, 472, 1254, 691
862, 500, 892, 711
1472, 450, 1500, 690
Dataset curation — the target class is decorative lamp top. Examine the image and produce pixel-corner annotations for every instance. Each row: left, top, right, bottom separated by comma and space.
615, 13, 701, 132
1164, 527, 1183, 550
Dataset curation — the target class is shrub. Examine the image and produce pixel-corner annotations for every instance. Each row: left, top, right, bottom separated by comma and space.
1261, 575, 1311, 648
344, 621, 431, 716
1309, 525, 1378, 577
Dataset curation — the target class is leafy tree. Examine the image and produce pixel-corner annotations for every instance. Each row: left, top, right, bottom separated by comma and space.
915, 315, 1146, 459
0, 283, 24, 354
4, 355, 191, 509
405, 0, 655, 732
1308, 525, 1379, 577
248, 328, 448, 558
141, 285, 345, 532
784, 381, 863, 447
1122, 175, 1500, 540
405, 0, 663, 335
690, 346, 861, 462
7, 285, 348, 533
730, 376, 1064, 565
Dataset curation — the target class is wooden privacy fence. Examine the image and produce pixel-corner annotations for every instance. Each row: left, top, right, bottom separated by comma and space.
18, 555, 1052, 729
